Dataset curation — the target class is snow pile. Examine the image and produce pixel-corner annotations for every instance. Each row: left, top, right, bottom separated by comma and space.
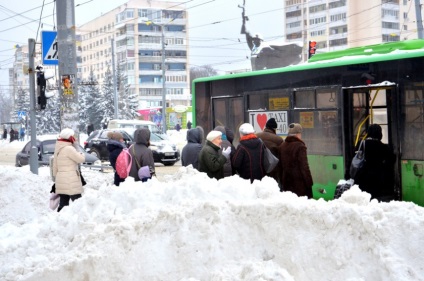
1, 165, 424, 281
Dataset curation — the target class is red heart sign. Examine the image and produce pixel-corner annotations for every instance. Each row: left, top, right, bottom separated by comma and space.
257, 114, 267, 131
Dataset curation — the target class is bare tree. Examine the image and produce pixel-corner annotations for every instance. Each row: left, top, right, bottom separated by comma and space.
0, 89, 13, 124
189, 65, 218, 94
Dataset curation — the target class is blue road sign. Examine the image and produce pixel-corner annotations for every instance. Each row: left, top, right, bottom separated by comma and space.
42, 31, 58, 65
17, 111, 26, 118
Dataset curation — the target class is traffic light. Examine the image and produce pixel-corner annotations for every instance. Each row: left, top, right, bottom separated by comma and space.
308, 41, 317, 59
37, 72, 47, 109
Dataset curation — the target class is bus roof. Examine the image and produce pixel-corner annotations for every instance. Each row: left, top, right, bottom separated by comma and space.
193, 39, 424, 83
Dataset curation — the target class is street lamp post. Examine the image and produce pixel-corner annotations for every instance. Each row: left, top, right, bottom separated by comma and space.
161, 25, 167, 134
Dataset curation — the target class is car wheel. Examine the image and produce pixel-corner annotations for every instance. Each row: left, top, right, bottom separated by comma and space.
163, 162, 175, 166
89, 148, 101, 159
15, 160, 22, 167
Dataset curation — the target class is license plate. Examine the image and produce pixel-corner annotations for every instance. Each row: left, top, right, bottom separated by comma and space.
165, 152, 174, 156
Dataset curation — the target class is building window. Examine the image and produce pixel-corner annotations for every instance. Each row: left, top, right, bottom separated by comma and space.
329, 25, 347, 35
286, 10, 301, 18
382, 22, 400, 29
286, 21, 301, 29
382, 9, 399, 18
330, 13, 346, 22
329, 38, 347, 46
382, 34, 400, 42
310, 29, 326, 37
310, 16, 326, 25
329, 0, 346, 9
309, 4, 326, 13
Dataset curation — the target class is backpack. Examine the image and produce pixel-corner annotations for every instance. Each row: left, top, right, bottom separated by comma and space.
115, 148, 132, 179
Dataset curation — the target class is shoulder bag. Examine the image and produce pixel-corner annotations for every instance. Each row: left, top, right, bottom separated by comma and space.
132, 145, 151, 180
259, 139, 279, 173
350, 140, 366, 179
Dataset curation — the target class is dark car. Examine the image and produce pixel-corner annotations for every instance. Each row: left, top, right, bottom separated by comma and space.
15, 135, 100, 167
84, 129, 180, 166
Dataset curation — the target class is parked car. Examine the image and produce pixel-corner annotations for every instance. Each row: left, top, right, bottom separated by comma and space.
15, 135, 100, 167
84, 129, 180, 166
107, 119, 160, 133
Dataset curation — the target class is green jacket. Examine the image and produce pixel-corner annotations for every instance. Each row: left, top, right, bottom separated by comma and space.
198, 140, 227, 180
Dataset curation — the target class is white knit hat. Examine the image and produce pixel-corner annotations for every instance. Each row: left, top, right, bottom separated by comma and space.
206, 130, 222, 142
239, 123, 255, 135
59, 128, 74, 139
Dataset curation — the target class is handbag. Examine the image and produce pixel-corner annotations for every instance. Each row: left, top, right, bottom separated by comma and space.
350, 140, 366, 179
334, 179, 354, 199
260, 140, 279, 173
49, 193, 60, 210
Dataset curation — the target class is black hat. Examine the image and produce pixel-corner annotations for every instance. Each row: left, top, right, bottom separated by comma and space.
266, 118, 278, 129
367, 124, 382, 140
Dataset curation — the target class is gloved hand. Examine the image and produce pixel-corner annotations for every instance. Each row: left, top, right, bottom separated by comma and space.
222, 146, 231, 159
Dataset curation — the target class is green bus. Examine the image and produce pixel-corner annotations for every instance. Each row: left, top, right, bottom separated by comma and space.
192, 39, 424, 206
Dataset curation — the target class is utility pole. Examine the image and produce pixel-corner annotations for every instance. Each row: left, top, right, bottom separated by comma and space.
28, 38, 38, 174
415, 0, 424, 39
56, 0, 79, 134
112, 38, 118, 119
161, 25, 167, 134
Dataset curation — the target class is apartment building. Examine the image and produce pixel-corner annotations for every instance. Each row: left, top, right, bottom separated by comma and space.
285, 0, 418, 61
78, 0, 190, 109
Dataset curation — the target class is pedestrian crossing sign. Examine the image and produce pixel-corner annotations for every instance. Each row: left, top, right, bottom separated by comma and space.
17, 111, 26, 118
42, 31, 58, 65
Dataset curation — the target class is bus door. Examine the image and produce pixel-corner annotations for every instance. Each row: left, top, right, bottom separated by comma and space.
342, 85, 400, 199
211, 96, 244, 144
401, 84, 424, 206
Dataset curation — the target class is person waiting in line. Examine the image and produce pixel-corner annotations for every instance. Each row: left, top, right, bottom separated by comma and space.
52, 128, 86, 212
129, 128, 156, 182
181, 127, 203, 170
232, 123, 266, 183
2, 128, 7, 140
107, 131, 126, 186
198, 130, 231, 180
256, 118, 284, 187
19, 127, 25, 141
186, 120, 192, 129
353, 124, 395, 202
87, 123, 94, 136
214, 126, 236, 177
278, 123, 313, 198
9, 128, 15, 142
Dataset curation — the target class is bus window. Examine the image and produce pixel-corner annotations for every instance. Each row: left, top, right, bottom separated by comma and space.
295, 90, 315, 108
317, 89, 337, 108
247, 93, 266, 110
294, 110, 341, 155
292, 88, 341, 155
403, 87, 424, 160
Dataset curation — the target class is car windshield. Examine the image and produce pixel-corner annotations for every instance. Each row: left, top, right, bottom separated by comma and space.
151, 132, 169, 141
86, 130, 99, 141
42, 141, 56, 154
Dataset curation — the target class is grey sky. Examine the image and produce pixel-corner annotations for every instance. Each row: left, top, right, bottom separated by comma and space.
0, 0, 284, 89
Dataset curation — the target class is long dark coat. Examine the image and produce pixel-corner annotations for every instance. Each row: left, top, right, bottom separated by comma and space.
198, 140, 227, 180
214, 126, 236, 177
278, 136, 313, 198
256, 128, 284, 183
128, 128, 155, 181
353, 138, 395, 200
232, 134, 266, 183
181, 128, 203, 170
107, 139, 125, 186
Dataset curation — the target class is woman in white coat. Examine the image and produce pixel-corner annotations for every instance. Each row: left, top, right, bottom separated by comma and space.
52, 128, 85, 212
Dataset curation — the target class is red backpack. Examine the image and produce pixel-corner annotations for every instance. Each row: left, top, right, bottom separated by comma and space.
115, 148, 132, 179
